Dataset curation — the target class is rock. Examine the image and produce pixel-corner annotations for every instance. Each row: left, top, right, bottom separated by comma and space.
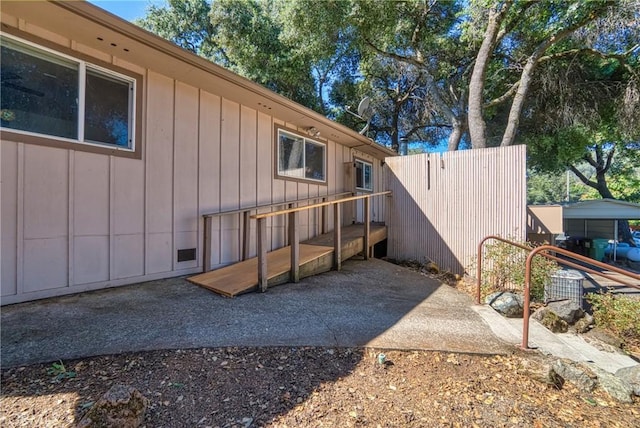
615, 365, 640, 396
584, 328, 624, 350
525, 363, 564, 389
573, 313, 594, 333
425, 261, 439, 274
77, 384, 148, 428
551, 360, 597, 392
532, 307, 568, 333
485, 292, 524, 318
546, 300, 584, 324
589, 365, 635, 404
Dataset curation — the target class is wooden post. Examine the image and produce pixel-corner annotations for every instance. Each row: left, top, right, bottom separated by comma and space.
334, 203, 342, 270
257, 217, 268, 292
364, 196, 370, 260
321, 197, 328, 234
289, 211, 300, 282
203, 216, 212, 272
242, 210, 251, 261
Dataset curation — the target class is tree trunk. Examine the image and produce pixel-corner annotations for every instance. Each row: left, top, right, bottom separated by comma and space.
500, 28, 577, 146
468, 2, 511, 149
447, 117, 464, 151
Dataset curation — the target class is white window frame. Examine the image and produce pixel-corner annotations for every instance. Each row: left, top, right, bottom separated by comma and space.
276, 127, 327, 184
355, 158, 373, 191
0, 33, 137, 152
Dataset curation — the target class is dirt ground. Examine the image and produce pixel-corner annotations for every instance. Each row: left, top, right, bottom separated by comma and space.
1, 346, 638, 427
2, 265, 638, 427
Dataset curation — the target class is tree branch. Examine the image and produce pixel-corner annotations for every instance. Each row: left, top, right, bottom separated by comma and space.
364, 39, 425, 68
603, 146, 616, 174
539, 47, 639, 78
582, 151, 599, 169
569, 165, 598, 189
484, 81, 520, 108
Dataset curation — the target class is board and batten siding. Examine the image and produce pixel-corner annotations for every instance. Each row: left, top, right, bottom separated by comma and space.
1, 65, 385, 304
385, 145, 527, 275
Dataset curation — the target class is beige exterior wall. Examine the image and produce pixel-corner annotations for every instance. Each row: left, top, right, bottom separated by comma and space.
0, 12, 388, 304
527, 205, 563, 234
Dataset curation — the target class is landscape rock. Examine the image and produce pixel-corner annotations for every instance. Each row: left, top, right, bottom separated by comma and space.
588, 365, 635, 404
551, 360, 597, 392
573, 313, 594, 333
532, 307, 568, 333
77, 384, 148, 428
545, 300, 584, 324
615, 365, 640, 396
485, 292, 524, 318
583, 328, 624, 350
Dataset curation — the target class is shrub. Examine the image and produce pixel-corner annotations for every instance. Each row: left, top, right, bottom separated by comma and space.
586, 292, 640, 340
474, 238, 558, 302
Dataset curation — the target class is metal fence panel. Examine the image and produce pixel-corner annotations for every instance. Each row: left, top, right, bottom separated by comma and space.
385, 145, 527, 275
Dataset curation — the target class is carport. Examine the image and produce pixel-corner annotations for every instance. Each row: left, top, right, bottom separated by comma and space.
563, 199, 640, 260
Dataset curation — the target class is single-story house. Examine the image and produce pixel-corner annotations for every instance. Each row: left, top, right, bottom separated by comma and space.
0, 1, 396, 304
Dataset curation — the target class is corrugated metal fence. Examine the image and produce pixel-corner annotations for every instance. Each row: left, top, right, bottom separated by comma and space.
385, 145, 527, 275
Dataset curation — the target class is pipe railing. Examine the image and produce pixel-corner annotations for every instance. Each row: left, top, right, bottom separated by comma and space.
251, 191, 392, 292
522, 245, 640, 349
477, 236, 640, 349
202, 191, 352, 272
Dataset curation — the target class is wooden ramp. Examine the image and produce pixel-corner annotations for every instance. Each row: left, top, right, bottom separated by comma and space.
188, 244, 333, 297
188, 224, 386, 297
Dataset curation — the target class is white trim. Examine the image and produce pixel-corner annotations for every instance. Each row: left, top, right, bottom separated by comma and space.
355, 159, 373, 192
78, 61, 86, 142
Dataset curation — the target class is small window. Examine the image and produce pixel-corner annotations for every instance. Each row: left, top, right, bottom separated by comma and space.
355, 159, 373, 191
277, 128, 326, 183
1, 34, 135, 151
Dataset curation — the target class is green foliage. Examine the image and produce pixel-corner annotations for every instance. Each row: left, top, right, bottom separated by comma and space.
47, 360, 76, 383
136, 0, 217, 58
587, 292, 640, 339
136, 0, 639, 155
475, 238, 558, 301
527, 169, 590, 204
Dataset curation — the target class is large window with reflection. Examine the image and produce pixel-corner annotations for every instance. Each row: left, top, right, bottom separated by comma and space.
1, 33, 136, 151
277, 128, 326, 184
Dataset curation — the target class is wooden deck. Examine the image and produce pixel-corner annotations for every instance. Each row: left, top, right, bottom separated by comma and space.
188, 223, 387, 297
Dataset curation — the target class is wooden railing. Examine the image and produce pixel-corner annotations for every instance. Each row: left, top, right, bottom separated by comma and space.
251, 191, 392, 292
202, 192, 352, 272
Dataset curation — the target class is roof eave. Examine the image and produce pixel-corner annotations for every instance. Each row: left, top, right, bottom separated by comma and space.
49, 1, 397, 159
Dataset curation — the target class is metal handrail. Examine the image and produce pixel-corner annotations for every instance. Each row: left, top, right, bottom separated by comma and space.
476, 235, 640, 349
476, 236, 640, 304
253, 191, 392, 292
522, 245, 640, 349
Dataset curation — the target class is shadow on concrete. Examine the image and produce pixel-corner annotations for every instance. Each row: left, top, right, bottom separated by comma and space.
1, 258, 511, 425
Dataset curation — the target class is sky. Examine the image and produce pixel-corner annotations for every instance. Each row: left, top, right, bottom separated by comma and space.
89, 0, 166, 21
